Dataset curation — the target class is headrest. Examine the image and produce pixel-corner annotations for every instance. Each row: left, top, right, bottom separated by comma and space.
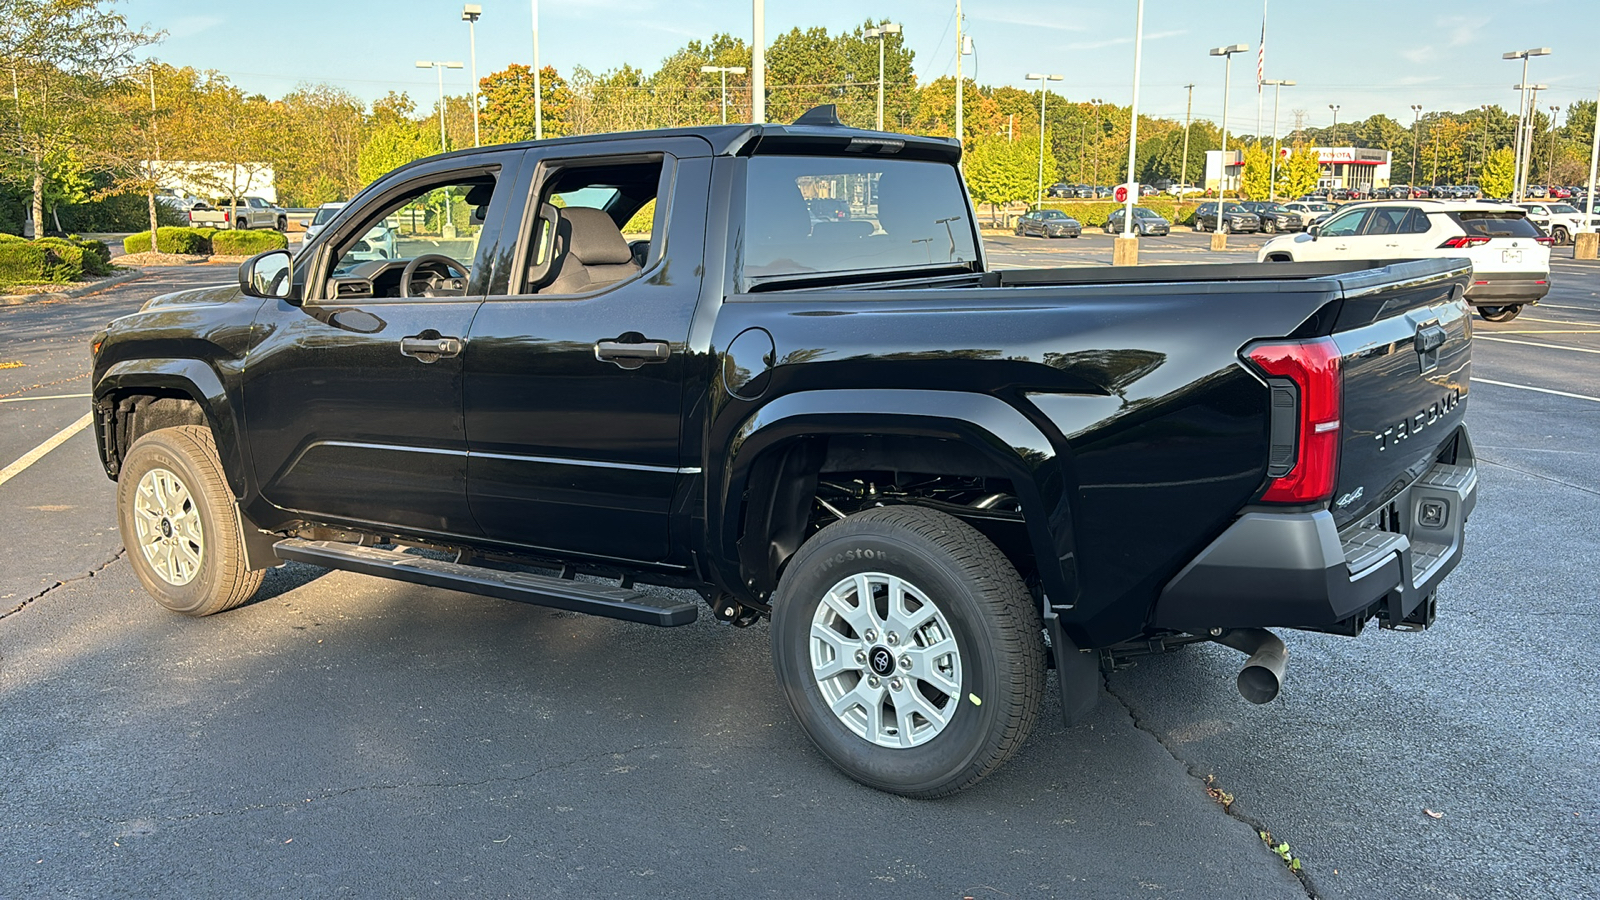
464, 182, 495, 207
560, 207, 634, 266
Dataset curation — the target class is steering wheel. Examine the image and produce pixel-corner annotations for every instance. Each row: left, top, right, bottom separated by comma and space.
400, 253, 469, 298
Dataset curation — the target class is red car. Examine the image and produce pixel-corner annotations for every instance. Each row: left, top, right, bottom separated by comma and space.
1548, 186, 1572, 199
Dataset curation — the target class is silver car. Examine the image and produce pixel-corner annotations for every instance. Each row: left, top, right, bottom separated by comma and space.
1103, 207, 1171, 236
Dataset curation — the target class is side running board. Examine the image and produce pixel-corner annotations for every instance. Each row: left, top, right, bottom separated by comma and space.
273, 539, 698, 627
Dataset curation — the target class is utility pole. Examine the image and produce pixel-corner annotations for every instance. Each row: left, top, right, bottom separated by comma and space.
752, 0, 765, 123
1264, 79, 1294, 200
1549, 104, 1561, 188
954, 0, 964, 145
1504, 47, 1551, 200
1210, 43, 1248, 229
1179, 83, 1194, 196
463, 5, 482, 147
1410, 105, 1422, 186
416, 60, 464, 152
1089, 99, 1103, 185
1027, 74, 1063, 205
531, 0, 542, 139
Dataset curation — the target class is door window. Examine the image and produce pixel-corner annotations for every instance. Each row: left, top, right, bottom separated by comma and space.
515, 157, 665, 296
1318, 209, 1369, 238
329, 174, 500, 285
1364, 207, 1414, 235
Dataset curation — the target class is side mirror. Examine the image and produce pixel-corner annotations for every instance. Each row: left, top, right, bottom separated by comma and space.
1308, 224, 1321, 239
239, 248, 293, 299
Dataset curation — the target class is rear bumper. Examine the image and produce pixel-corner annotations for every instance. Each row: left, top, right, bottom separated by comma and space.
1464, 272, 1550, 304
1152, 445, 1477, 633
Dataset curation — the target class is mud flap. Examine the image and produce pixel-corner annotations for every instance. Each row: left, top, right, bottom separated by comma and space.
1046, 612, 1100, 726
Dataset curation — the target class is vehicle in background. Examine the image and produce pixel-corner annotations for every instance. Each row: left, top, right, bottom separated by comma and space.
156, 190, 208, 215
188, 196, 287, 231
303, 202, 346, 243
1167, 184, 1204, 197
1092, 186, 1113, 199
1547, 186, 1572, 199
1014, 208, 1082, 238
1515, 201, 1600, 245
1192, 201, 1261, 233
1138, 184, 1161, 197
1237, 201, 1305, 234
304, 202, 400, 258
1046, 182, 1075, 199
808, 198, 849, 222
1526, 185, 1549, 199
1258, 199, 1551, 321
1283, 201, 1334, 225
1103, 206, 1170, 235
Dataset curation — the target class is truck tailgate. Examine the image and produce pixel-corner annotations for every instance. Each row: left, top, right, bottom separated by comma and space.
1325, 261, 1472, 529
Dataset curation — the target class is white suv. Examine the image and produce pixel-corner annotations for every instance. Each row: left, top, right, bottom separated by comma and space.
1515, 201, 1600, 245
1258, 200, 1552, 322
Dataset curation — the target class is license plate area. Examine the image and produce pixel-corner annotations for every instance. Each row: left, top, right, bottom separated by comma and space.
1501, 248, 1523, 264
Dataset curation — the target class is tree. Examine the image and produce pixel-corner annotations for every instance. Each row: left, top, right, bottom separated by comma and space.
964, 133, 1051, 221
357, 118, 434, 187
479, 64, 571, 143
1238, 142, 1272, 199
1276, 145, 1321, 200
1480, 147, 1515, 199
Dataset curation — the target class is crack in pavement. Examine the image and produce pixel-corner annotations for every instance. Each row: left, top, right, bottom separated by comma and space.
1102, 676, 1322, 900
1478, 456, 1600, 499
1, 547, 127, 622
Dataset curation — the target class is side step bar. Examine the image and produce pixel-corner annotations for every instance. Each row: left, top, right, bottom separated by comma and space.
273, 539, 698, 627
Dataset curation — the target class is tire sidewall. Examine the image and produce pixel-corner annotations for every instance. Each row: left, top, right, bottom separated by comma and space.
117, 432, 230, 615
771, 525, 1008, 795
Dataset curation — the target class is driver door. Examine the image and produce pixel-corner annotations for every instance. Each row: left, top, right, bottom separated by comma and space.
243, 153, 520, 539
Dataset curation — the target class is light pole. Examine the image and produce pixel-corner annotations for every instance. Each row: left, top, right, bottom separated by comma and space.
1513, 83, 1548, 198
1264, 78, 1294, 201
1549, 104, 1561, 190
864, 23, 901, 131
416, 60, 465, 152
1089, 98, 1103, 185
1179, 83, 1195, 197
462, 5, 482, 147
1120, 0, 1145, 243
1410, 104, 1422, 188
1505, 48, 1551, 201
1026, 73, 1063, 206
1209, 43, 1247, 224
752, 0, 765, 122
700, 65, 747, 124
954, 0, 964, 144
531, 0, 542, 139
1328, 104, 1340, 146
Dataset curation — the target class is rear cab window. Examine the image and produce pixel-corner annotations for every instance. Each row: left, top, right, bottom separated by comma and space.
740, 156, 979, 283
1452, 211, 1542, 239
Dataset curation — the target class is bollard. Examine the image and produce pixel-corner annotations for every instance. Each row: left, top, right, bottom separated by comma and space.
1210, 231, 1228, 251
1113, 236, 1139, 266
1575, 231, 1598, 260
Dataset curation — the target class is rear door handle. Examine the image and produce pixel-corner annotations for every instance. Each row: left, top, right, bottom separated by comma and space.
595, 339, 671, 369
400, 335, 463, 362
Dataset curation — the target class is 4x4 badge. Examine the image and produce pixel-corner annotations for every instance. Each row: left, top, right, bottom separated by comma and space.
1335, 486, 1364, 509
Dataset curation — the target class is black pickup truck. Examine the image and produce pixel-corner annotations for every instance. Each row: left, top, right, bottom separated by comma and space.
91, 109, 1478, 797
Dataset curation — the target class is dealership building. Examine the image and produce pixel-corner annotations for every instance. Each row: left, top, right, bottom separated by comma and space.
1205, 147, 1393, 194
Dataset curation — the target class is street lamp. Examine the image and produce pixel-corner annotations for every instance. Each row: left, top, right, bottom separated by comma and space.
1179, 83, 1195, 199
1209, 43, 1247, 222
1505, 47, 1551, 200
1119, 0, 1146, 244
1026, 73, 1063, 205
1263, 78, 1295, 201
1328, 104, 1340, 146
1549, 104, 1561, 190
1089, 98, 1104, 185
864, 23, 902, 131
462, 5, 482, 147
1512, 83, 1548, 199
530, 0, 543, 139
1410, 104, 1422, 189
416, 60, 465, 153
699, 65, 747, 125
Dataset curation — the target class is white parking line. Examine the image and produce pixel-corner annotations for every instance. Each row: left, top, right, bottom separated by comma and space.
0, 392, 92, 404
0, 413, 94, 489
1475, 336, 1600, 354
1472, 378, 1600, 404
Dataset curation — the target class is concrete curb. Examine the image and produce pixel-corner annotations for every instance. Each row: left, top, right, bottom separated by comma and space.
0, 269, 147, 306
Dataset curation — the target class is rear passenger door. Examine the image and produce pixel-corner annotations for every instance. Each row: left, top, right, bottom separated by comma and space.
463, 138, 711, 563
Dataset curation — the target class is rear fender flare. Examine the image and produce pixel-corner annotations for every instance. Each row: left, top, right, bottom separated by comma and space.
713, 389, 1078, 607
94, 358, 249, 497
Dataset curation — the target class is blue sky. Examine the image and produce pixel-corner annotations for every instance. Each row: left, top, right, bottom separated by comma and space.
124, 0, 1594, 130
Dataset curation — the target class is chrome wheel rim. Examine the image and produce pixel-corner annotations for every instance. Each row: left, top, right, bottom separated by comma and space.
809, 572, 963, 749
132, 467, 204, 586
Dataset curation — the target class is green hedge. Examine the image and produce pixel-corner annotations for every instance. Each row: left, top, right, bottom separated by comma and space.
210, 229, 288, 255
0, 240, 87, 285
1037, 198, 1199, 227
122, 227, 213, 255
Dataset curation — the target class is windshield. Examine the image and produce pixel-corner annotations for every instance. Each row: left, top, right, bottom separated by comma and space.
312, 206, 342, 225
742, 156, 978, 282
1455, 211, 1541, 238
1222, 203, 1250, 214
1550, 204, 1580, 214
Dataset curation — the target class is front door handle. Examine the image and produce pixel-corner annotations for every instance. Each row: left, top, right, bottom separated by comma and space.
595, 339, 671, 370
400, 334, 463, 362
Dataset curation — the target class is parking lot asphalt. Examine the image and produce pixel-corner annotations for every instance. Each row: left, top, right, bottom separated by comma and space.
2, 250, 1597, 898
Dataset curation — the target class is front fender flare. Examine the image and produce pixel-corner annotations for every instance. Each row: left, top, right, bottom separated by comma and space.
93, 358, 249, 498
711, 389, 1078, 608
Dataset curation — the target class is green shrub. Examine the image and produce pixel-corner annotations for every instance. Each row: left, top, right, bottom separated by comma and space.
56, 192, 186, 232
0, 232, 25, 243
193, 227, 220, 242
37, 236, 113, 276
0, 240, 83, 285
1038, 198, 1198, 226
210, 229, 288, 255
122, 226, 212, 255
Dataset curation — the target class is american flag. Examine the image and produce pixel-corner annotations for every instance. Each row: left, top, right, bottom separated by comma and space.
1256, 11, 1266, 93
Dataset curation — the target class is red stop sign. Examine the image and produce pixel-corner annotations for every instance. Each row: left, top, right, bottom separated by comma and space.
1114, 185, 1129, 203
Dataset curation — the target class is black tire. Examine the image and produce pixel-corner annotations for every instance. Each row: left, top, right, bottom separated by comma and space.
1478, 305, 1522, 322
1262, 219, 1278, 234
276, 216, 288, 232
769, 506, 1046, 798
235, 216, 249, 231
117, 425, 264, 616
1194, 218, 1208, 233
1554, 226, 1570, 245
1265, 253, 1294, 262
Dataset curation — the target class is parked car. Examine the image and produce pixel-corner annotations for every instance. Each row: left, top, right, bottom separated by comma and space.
1526, 185, 1549, 199
90, 111, 1479, 798
305, 202, 401, 258
189, 196, 288, 231
1547, 186, 1572, 199
1237, 201, 1305, 233
1103, 206, 1170, 235
1283, 200, 1334, 225
1046, 182, 1075, 199
1258, 199, 1551, 321
1515, 202, 1600, 245
303, 202, 346, 243
1192, 201, 1261, 233
1167, 183, 1204, 197
1014, 208, 1082, 238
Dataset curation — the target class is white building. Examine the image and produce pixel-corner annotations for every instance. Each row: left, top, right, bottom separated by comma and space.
146, 161, 278, 204
1204, 147, 1393, 194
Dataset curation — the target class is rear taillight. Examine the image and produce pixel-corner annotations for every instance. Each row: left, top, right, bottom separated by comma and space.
1534, 235, 1555, 246
1245, 337, 1343, 504
1438, 236, 1490, 249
